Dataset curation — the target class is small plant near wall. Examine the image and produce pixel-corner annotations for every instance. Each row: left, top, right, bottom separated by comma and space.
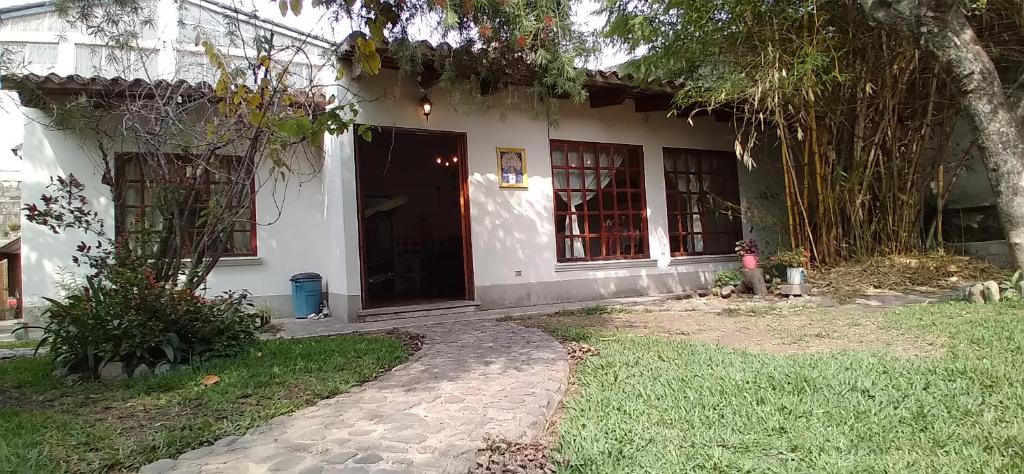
714, 269, 743, 288
735, 239, 760, 270
6, 221, 20, 233
771, 248, 810, 285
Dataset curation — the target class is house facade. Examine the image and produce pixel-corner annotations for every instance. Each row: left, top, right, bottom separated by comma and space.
4, 3, 796, 323
12, 68, 790, 322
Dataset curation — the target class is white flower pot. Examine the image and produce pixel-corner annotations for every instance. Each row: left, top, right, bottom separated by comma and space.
786, 267, 806, 285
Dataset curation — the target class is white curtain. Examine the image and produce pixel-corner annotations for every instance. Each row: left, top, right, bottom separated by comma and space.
666, 157, 712, 253
552, 148, 623, 258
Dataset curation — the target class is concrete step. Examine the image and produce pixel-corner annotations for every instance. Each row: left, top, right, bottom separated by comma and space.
358, 300, 480, 323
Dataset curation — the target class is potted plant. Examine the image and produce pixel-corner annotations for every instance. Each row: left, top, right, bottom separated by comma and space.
735, 239, 760, 270
773, 248, 809, 284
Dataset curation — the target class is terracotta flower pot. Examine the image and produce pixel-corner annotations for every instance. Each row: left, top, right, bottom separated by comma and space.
741, 254, 759, 270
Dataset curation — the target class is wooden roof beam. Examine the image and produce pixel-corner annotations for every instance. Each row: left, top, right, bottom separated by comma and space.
588, 87, 629, 108
633, 94, 674, 113
417, 64, 443, 90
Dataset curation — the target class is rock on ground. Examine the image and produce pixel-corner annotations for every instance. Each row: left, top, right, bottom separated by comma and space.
982, 281, 1001, 303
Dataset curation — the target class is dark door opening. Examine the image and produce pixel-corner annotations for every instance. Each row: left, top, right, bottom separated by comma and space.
356, 127, 473, 309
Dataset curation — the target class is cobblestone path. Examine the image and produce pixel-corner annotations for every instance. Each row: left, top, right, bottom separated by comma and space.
142, 320, 568, 474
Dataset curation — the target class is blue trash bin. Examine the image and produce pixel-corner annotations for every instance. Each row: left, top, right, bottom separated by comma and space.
290, 272, 322, 319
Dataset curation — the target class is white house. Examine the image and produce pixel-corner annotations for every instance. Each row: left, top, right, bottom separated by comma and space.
3, 4, 794, 323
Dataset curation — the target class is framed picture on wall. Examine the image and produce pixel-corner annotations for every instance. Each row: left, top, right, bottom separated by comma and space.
497, 147, 528, 189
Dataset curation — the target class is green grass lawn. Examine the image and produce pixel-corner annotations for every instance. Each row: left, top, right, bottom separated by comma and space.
0, 335, 408, 473
554, 301, 1024, 473
0, 340, 40, 350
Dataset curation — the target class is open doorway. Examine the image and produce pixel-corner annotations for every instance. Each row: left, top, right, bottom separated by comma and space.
355, 127, 473, 309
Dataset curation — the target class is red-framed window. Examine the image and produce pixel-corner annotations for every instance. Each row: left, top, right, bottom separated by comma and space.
550, 140, 648, 262
116, 154, 257, 257
663, 148, 742, 256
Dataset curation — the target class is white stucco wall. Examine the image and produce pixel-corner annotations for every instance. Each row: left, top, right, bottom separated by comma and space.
20, 107, 336, 317
0, 92, 25, 181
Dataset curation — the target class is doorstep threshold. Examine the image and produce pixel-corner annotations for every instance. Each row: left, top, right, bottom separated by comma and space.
358, 300, 481, 318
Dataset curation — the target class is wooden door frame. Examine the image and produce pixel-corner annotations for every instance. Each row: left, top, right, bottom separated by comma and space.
353, 125, 475, 309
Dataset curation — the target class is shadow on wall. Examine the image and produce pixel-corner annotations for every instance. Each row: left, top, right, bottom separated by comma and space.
738, 141, 790, 254
468, 172, 552, 280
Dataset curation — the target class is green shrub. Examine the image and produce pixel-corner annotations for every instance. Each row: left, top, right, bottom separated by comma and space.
771, 247, 809, 268
36, 250, 257, 377
714, 269, 743, 287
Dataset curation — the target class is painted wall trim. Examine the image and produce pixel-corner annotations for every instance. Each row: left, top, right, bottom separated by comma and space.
180, 256, 264, 267
213, 256, 264, 267
669, 255, 739, 266
554, 258, 659, 273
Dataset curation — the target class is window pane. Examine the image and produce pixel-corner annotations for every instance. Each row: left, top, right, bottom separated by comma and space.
630, 192, 643, 211
568, 150, 581, 168
552, 148, 566, 166
125, 185, 143, 206
614, 169, 627, 188
568, 170, 584, 189
670, 234, 682, 254
555, 196, 569, 213
553, 170, 568, 188
601, 190, 615, 211
234, 218, 252, 231
583, 170, 598, 190
626, 148, 641, 169
675, 175, 687, 193
232, 231, 252, 254
582, 147, 596, 168
146, 208, 162, 229
123, 208, 141, 229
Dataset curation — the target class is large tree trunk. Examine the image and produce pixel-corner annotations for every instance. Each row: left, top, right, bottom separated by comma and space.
861, 0, 1024, 270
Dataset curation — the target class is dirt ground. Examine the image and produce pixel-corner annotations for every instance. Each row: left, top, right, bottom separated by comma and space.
513, 295, 943, 356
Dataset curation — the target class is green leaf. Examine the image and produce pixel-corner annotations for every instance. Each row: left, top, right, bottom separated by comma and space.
278, 0, 288, 17
357, 124, 374, 142
369, 21, 385, 42
276, 116, 314, 138
161, 343, 176, 363
355, 37, 381, 75
290, 0, 302, 16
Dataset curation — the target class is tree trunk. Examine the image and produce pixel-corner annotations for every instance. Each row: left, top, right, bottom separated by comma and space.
861, 0, 1024, 270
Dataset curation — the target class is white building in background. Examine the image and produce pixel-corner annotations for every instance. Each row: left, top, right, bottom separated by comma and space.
0, 0, 333, 164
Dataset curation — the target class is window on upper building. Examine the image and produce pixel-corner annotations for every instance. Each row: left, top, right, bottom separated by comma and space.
550, 140, 649, 262
663, 148, 742, 256
1, 42, 59, 74
116, 154, 257, 257
0, 12, 67, 34
75, 45, 158, 79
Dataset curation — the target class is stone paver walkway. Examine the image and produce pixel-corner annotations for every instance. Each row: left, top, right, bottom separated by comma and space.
143, 320, 568, 474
